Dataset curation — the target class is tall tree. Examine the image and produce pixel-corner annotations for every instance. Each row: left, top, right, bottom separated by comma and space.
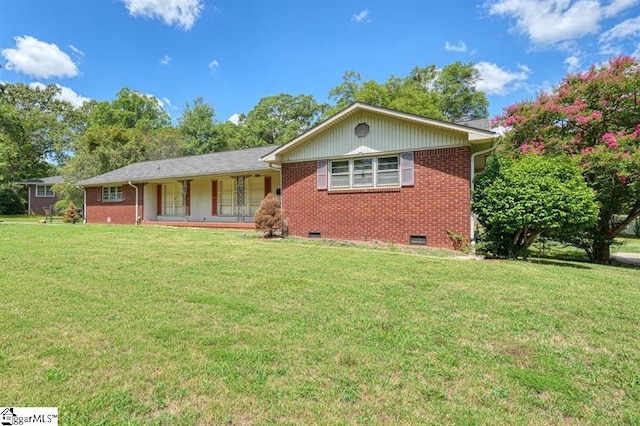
434, 62, 489, 122
57, 88, 182, 203
237, 93, 327, 147
493, 56, 640, 263
0, 83, 73, 184
84, 88, 171, 129
178, 97, 227, 155
325, 62, 488, 121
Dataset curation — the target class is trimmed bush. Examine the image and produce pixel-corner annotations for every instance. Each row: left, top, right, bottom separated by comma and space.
63, 201, 81, 224
253, 193, 283, 237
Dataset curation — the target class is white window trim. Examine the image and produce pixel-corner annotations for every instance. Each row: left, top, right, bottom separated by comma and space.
329, 155, 400, 189
102, 186, 123, 202
35, 185, 55, 197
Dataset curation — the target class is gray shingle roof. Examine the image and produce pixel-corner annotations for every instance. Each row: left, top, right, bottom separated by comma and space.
19, 175, 64, 185
77, 145, 280, 186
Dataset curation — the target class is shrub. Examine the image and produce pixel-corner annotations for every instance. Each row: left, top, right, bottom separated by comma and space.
253, 193, 283, 237
0, 185, 25, 215
54, 199, 71, 215
473, 154, 598, 260
63, 201, 81, 224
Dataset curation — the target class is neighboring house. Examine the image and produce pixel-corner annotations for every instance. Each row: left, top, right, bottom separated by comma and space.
260, 103, 498, 248
20, 175, 63, 215
77, 103, 498, 248
76, 146, 281, 227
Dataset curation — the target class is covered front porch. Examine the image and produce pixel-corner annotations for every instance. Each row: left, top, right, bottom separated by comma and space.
143, 173, 279, 224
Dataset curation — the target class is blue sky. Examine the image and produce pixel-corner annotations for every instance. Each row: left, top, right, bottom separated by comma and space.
1, 0, 639, 124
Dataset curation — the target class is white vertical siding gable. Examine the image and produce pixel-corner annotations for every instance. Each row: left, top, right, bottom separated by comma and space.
280, 112, 467, 162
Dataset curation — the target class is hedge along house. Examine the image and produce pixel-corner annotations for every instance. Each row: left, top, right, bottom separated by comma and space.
76, 145, 280, 227
260, 103, 499, 248
20, 175, 63, 215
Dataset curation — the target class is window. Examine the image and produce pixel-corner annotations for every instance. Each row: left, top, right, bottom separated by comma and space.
330, 160, 350, 188
35, 185, 55, 197
102, 186, 123, 202
162, 183, 184, 216
219, 180, 236, 216
329, 156, 399, 189
246, 177, 265, 214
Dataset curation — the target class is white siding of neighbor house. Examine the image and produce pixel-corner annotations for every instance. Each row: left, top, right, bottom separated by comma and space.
280, 112, 467, 162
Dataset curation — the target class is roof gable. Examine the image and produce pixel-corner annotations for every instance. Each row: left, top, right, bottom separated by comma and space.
261, 103, 498, 163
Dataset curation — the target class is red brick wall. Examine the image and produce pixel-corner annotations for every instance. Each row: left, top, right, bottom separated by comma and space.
28, 187, 59, 215
281, 147, 471, 248
85, 185, 143, 224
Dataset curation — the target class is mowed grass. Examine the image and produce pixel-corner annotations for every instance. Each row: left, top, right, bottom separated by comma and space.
1, 224, 639, 425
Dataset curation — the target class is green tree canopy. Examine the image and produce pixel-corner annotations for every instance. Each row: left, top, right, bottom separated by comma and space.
0, 83, 74, 184
473, 154, 598, 260
56, 89, 183, 203
178, 97, 228, 155
325, 62, 488, 122
82, 88, 171, 129
493, 55, 640, 262
236, 93, 328, 147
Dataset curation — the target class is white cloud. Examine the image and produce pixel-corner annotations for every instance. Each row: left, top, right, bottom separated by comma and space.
228, 113, 240, 125
209, 59, 219, 73
1, 36, 78, 79
352, 9, 370, 23
160, 54, 171, 65
29, 82, 89, 108
120, 0, 204, 30
603, 0, 639, 17
599, 16, 640, 43
68, 45, 84, 56
444, 41, 468, 52
564, 54, 582, 72
474, 61, 531, 95
485, 0, 639, 46
633, 42, 640, 59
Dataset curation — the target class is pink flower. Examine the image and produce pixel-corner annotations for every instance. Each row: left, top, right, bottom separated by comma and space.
581, 147, 595, 155
602, 133, 618, 148
619, 176, 627, 184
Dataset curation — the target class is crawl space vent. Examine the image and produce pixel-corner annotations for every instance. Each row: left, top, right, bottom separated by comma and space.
410, 235, 427, 245
355, 123, 370, 138
308, 232, 322, 239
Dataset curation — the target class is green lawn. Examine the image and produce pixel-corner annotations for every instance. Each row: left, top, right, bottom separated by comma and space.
615, 237, 640, 254
0, 214, 48, 223
1, 224, 639, 424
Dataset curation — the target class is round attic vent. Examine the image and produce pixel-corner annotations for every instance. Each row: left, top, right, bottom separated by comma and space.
355, 122, 370, 137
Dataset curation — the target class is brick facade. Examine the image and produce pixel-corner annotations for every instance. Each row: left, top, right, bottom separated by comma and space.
281, 147, 471, 248
27, 188, 59, 215
85, 184, 143, 224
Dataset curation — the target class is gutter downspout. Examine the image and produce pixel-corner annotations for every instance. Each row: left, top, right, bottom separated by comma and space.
470, 142, 498, 254
78, 186, 86, 224
128, 181, 139, 225
268, 162, 284, 232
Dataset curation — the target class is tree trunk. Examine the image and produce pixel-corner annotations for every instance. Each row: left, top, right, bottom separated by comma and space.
592, 242, 612, 264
